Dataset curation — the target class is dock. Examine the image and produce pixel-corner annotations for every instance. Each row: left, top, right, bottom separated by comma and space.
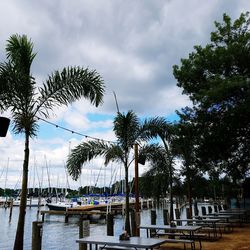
40, 200, 153, 223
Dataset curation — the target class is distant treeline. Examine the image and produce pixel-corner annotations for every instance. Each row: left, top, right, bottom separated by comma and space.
1, 176, 250, 200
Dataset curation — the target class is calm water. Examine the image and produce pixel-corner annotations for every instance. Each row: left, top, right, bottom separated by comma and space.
1, 199, 248, 250
0, 206, 158, 250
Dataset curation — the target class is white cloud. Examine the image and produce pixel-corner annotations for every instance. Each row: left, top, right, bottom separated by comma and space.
1, 0, 249, 188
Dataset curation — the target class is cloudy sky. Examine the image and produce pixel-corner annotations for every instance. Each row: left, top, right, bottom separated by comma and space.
0, 0, 249, 191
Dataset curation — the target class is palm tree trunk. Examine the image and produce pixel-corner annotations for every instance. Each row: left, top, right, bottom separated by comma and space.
13, 132, 29, 250
124, 165, 131, 235
169, 165, 174, 221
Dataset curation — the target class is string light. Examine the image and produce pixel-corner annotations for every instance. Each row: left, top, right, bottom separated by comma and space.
36, 116, 117, 144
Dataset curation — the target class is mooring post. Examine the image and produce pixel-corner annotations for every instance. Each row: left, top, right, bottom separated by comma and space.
79, 217, 89, 250
163, 209, 169, 225
130, 209, 136, 236
106, 212, 114, 236
32, 221, 43, 250
9, 198, 13, 222
150, 209, 156, 237
65, 209, 69, 223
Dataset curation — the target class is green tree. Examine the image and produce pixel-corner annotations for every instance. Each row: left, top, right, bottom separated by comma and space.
173, 12, 250, 183
173, 120, 199, 218
0, 34, 105, 249
67, 111, 159, 234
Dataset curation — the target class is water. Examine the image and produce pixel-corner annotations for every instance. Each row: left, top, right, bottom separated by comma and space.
0, 206, 155, 250
1, 200, 249, 250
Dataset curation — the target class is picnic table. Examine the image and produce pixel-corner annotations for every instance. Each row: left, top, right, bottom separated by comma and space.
175, 218, 221, 239
76, 235, 169, 250
139, 224, 202, 250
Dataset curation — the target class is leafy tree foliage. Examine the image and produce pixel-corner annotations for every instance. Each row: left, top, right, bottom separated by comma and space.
173, 12, 250, 183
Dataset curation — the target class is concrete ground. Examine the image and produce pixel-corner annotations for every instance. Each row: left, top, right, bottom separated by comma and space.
160, 224, 250, 250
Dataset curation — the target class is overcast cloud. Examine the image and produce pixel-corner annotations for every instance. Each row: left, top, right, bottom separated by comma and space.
0, 0, 249, 189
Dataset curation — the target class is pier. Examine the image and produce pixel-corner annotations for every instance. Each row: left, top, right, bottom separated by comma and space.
40, 200, 154, 222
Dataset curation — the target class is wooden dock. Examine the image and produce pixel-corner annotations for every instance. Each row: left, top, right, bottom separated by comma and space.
40, 200, 153, 223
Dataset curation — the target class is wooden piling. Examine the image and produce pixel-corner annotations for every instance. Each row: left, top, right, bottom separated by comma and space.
79, 218, 89, 250
201, 206, 207, 215
32, 221, 43, 250
186, 207, 191, 219
9, 198, 13, 222
150, 209, 156, 237
163, 209, 169, 225
130, 209, 136, 236
208, 206, 212, 214
106, 213, 114, 236
65, 209, 69, 223
175, 208, 181, 225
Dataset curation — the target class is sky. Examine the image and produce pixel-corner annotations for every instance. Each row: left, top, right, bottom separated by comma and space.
0, 0, 249, 191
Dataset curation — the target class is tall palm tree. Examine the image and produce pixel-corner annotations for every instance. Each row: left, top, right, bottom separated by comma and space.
142, 117, 177, 221
0, 34, 105, 250
67, 110, 151, 234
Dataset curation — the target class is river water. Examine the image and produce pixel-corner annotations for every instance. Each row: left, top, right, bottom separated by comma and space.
0, 205, 162, 250
1, 199, 248, 250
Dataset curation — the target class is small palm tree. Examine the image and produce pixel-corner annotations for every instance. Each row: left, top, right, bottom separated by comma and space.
142, 117, 177, 221
67, 110, 153, 234
0, 34, 105, 250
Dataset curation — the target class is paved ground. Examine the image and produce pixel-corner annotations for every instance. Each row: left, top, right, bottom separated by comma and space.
160, 224, 250, 250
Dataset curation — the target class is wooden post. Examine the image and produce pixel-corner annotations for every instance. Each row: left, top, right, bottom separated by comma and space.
163, 209, 169, 225
134, 143, 140, 236
201, 206, 206, 215
150, 209, 156, 237
208, 206, 212, 214
32, 221, 43, 250
186, 208, 191, 219
175, 209, 181, 225
130, 209, 136, 236
65, 209, 69, 223
106, 213, 114, 236
9, 198, 13, 222
79, 218, 89, 250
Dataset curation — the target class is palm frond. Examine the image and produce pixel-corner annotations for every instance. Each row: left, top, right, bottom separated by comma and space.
6, 34, 36, 75
67, 140, 109, 180
37, 67, 105, 117
114, 110, 141, 150
103, 144, 124, 165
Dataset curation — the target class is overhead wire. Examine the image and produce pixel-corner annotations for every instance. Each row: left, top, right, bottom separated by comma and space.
36, 116, 117, 145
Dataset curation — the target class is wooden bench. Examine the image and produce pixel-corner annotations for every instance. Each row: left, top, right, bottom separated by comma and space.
155, 232, 202, 250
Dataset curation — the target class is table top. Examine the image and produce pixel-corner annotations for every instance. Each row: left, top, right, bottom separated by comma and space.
139, 224, 202, 232
199, 215, 232, 219
76, 235, 169, 248
175, 218, 220, 223
217, 211, 245, 215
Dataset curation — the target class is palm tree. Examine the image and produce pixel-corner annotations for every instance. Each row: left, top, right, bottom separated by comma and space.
67, 110, 152, 234
0, 34, 105, 250
142, 117, 177, 221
